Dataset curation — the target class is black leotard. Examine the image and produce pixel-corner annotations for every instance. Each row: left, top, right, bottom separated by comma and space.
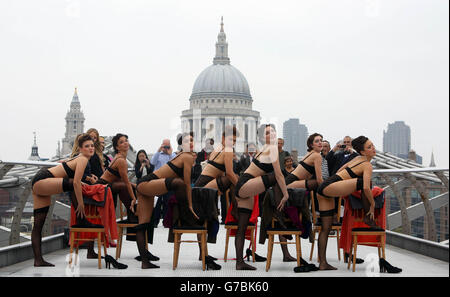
252, 151, 274, 173
207, 149, 226, 172
62, 162, 75, 178
299, 152, 315, 175
166, 153, 185, 178
105, 157, 125, 178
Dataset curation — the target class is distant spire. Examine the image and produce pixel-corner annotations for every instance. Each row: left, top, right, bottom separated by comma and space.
213, 16, 230, 65
29, 131, 40, 161
429, 149, 436, 167
72, 87, 79, 103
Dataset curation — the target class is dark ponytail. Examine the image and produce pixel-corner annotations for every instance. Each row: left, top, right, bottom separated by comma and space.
112, 133, 128, 154
352, 136, 369, 155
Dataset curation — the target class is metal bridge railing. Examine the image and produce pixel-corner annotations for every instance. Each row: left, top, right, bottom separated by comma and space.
372, 167, 448, 243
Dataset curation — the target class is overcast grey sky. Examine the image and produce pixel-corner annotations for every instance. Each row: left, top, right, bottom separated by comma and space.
0, 0, 448, 167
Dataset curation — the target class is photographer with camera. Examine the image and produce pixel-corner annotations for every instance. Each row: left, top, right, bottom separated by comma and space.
150, 139, 177, 227
326, 136, 358, 176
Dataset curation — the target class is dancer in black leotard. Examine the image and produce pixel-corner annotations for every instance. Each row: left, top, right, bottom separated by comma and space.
278, 133, 324, 264
31, 134, 94, 267
134, 132, 196, 269
97, 133, 137, 220
284, 133, 324, 193
315, 136, 378, 270
193, 126, 239, 270
234, 124, 289, 270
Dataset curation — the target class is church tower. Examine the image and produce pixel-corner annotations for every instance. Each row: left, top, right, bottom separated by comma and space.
28, 132, 40, 161
61, 87, 85, 155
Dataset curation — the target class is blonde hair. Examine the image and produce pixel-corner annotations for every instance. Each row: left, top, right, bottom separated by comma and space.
86, 128, 104, 167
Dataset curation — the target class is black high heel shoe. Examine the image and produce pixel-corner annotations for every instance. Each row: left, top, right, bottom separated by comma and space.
245, 248, 266, 262
205, 257, 222, 270
104, 255, 128, 269
300, 257, 318, 271
379, 258, 402, 273
344, 253, 364, 264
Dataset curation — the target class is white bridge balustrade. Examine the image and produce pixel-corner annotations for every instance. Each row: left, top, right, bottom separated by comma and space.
0, 149, 448, 276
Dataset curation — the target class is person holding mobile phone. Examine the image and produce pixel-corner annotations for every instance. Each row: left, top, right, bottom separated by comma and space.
135, 150, 153, 179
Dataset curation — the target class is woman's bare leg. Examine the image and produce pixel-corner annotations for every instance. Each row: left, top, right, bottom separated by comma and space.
237, 177, 266, 199
137, 179, 169, 197
322, 179, 357, 198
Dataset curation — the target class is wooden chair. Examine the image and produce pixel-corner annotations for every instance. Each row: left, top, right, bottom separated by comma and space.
309, 191, 342, 262
172, 187, 218, 271
344, 189, 386, 272
69, 204, 108, 269
172, 221, 208, 271
265, 217, 303, 272
347, 228, 385, 272
223, 189, 256, 263
115, 202, 147, 260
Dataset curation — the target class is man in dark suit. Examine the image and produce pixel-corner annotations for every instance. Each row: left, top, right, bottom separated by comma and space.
325, 136, 359, 232
192, 138, 214, 183
326, 136, 358, 176
239, 143, 257, 174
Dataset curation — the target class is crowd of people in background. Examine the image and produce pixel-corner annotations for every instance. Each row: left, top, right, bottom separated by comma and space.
29, 124, 401, 274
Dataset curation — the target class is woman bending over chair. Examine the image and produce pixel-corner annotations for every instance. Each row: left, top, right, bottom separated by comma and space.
31, 134, 94, 267
279, 133, 324, 264
234, 124, 289, 270
315, 136, 377, 270
193, 126, 240, 270
135, 132, 197, 269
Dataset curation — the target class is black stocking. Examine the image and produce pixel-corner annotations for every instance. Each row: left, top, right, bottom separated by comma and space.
111, 182, 137, 223
317, 213, 337, 270
361, 191, 378, 228
32, 206, 54, 267
216, 176, 232, 193
279, 235, 296, 261
305, 179, 318, 192
235, 208, 256, 270
135, 223, 159, 269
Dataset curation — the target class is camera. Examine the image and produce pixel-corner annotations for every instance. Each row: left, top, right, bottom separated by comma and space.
340, 145, 346, 149
163, 145, 170, 149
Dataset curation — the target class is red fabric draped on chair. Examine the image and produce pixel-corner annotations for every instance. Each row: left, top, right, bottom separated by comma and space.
225, 195, 259, 242
339, 186, 386, 254
69, 184, 118, 247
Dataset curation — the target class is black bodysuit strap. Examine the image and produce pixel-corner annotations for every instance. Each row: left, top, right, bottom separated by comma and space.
350, 160, 367, 169
302, 152, 313, 161
209, 148, 224, 161
345, 160, 367, 178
